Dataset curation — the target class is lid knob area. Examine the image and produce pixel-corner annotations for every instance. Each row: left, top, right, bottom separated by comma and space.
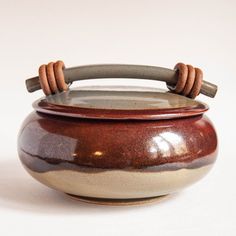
25, 61, 217, 98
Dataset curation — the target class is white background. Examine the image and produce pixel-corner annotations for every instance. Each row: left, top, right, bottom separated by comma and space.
0, 0, 235, 235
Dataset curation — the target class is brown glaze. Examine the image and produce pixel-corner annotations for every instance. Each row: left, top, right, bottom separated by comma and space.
18, 111, 217, 173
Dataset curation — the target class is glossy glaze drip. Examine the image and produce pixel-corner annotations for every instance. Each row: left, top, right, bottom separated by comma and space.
19, 148, 216, 173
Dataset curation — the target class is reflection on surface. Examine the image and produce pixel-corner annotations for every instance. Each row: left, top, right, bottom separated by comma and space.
44, 87, 201, 110
148, 131, 188, 159
152, 136, 171, 157
93, 151, 103, 158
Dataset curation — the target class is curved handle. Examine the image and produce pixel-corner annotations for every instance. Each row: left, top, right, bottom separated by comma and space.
25, 64, 217, 98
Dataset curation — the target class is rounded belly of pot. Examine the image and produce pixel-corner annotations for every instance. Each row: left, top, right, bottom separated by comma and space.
18, 111, 218, 199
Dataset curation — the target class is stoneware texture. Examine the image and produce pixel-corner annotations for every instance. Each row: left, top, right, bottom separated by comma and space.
18, 86, 218, 204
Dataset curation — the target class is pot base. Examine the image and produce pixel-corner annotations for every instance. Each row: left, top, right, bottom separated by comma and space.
22, 163, 214, 201
66, 193, 168, 206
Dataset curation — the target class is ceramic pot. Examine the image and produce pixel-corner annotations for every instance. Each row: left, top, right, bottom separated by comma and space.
18, 86, 218, 204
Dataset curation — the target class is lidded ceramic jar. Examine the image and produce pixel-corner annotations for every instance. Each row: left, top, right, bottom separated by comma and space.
18, 85, 218, 204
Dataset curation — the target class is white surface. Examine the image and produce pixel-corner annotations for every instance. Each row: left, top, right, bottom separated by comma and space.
0, 0, 235, 235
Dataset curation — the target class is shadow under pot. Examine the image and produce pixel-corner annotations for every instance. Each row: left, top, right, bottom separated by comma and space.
17, 86, 218, 205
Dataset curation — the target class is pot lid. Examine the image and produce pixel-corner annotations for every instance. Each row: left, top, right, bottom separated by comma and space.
33, 85, 208, 120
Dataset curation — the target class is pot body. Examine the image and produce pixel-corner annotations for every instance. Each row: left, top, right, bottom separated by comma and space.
18, 111, 217, 199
